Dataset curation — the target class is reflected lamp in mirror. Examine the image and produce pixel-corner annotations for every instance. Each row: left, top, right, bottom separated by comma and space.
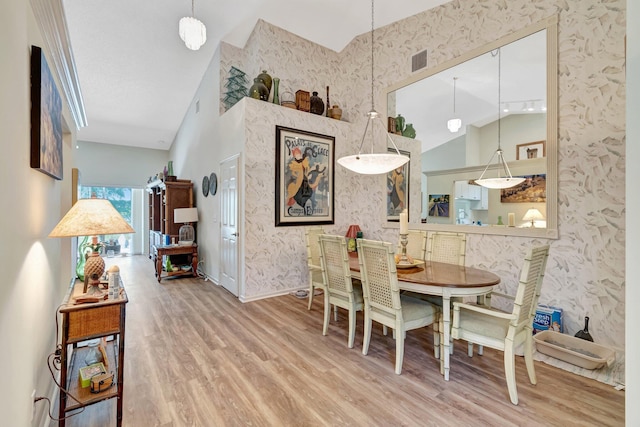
49, 197, 135, 294
447, 77, 462, 133
522, 208, 544, 227
175, 207, 198, 245
179, 0, 206, 50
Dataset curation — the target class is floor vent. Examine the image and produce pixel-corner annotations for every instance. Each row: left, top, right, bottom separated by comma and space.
412, 50, 428, 72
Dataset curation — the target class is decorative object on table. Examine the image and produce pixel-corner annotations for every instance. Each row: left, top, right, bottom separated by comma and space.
345, 224, 362, 252
295, 90, 310, 112
178, 0, 206, 50
474, 47, 525, 189
447, 77, 462, 132
280, 90, 296, 109
396, 209, 413, 267
508, 212, 516, 226
274, 126, 335, 226
337, 1, 409, 175
201, 174, 209, 197
500, 174, 546, 203
516, 140, 546, 160
167, 160, 174, 176
271, 77, 280, 105
30, 45, 63, 180
328, 105, 342, 120
326, 86, 330, 117
310, 91, 325, 115
395, 114, 405, 135
84, 339, 104, 366
534, 330, 615, 370
174, 207, 198, 245
49, 196, 135, 295
76, 235, 92, 281
575, 316, 594, 341
79, 362, 106, 389
209, 172, 218, 196
497, 215, 504, 225
402, 123, 416, 138
165, 256, 173, 272
257, 70, 272, 93
387, 116, 396, 133
386, 148, 410, 220
522, 207, 545, 227
249, 77, 269, 101
223, 66, 249, 110
108, 265, 121, 299
428, 194, 450, 217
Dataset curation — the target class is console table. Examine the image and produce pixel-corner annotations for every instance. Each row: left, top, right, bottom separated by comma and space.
153, 244, 198, 282
58, 279, 127, 426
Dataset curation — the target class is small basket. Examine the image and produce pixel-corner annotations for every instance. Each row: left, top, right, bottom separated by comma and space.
280, 91, 296, 109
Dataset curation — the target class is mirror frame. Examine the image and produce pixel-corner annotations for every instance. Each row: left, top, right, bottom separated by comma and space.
384, 15, 558, 239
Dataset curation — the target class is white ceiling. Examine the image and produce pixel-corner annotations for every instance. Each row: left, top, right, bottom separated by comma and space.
63, 0, 449, 150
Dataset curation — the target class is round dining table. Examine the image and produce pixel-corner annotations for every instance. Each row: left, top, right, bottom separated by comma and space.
348, 253, 501, 381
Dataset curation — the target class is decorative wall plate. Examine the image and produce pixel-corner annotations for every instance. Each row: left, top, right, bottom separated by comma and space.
209, 173, 218, 196
202, 175, 210, 197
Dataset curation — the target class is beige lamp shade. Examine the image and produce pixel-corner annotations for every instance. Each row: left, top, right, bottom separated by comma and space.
522, 208, 545, 227
49, 198, 134, 238
174, 207, 198, 224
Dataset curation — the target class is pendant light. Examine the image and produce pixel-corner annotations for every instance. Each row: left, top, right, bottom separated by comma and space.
447, 77, 462, 132
475, 48, 525, 189
337, 0, 409, 175
179, 0, 206, 51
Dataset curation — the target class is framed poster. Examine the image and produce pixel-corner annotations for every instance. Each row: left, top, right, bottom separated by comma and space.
516, 141, 545, 160
275, 126, 334, 226
500, 174, 547, 203
387, 148, 410, 221
30, 45, 63, 180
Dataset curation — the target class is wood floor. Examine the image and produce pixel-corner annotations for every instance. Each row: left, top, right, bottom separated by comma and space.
52, 255, 624, 427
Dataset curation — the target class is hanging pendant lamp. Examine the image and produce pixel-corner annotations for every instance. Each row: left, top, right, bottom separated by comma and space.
179, 0, 206, 50
447, 77, 462, 132
337, 0, 409, 175
475, 48, 525, 189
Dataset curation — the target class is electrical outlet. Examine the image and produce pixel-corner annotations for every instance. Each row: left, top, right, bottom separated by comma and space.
31, 389, 36, 421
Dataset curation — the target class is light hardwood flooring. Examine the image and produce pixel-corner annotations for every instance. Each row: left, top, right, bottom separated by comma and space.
51, 255, 624, 427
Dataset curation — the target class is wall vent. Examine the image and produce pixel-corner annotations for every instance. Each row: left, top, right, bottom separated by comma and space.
412, 50, 428, 72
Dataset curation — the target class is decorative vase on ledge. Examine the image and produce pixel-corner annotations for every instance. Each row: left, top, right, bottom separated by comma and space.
249, 78, 269, 101
310, 91, 325, 115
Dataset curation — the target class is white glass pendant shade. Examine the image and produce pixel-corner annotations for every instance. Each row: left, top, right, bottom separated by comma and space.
474, 148, 525, 189
447, 118, 462, 132
179, 16, 206, 50
338, 152, 409, 175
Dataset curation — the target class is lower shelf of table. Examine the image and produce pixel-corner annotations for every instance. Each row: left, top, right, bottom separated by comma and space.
64, 340, 120, 411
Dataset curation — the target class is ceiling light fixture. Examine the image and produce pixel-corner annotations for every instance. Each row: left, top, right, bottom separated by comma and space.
179, 0, 206, 51
337, 0, 409, 175
447, 77, 462, 133
475, 48, 525, 190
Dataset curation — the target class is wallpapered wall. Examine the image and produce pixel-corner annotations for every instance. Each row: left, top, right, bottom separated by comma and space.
219, 0, 625, 383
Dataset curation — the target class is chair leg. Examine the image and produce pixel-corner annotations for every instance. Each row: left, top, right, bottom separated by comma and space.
347, 306, 356, 348
307, 283, 314, 310
395, 328, 405, 375
478, 345, 484, 355
467, 342, 474, 357
362, 315, 372, 355
322, 295, 331, 336
334, 304, 338, 322
504, 345, 519, 405
524, 335, 537, 385
383, 325, 388, 336
433, 319, 440, 359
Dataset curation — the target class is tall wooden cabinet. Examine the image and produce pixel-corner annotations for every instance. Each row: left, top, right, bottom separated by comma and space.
146, 178, 194, 254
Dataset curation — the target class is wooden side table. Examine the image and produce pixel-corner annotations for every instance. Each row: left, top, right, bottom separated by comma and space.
58, 280, 127, 426
153, 244, 198, 282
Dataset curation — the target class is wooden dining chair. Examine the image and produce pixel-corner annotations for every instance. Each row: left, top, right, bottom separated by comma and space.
318, 234, 364, 348
305, 226, 325, 310
396, 229, 427, 261
451, 245, 550, 405
357, 238, 438, 374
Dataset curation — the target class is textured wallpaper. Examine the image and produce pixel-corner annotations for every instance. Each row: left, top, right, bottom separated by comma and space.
219, 0, 625, 385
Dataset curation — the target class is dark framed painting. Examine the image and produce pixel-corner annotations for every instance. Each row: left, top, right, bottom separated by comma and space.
275, 126, 334, 226
428, 194, 450, 217
387, 148, 410, 221
31, 45, 63, 180
500, 174, 547, 203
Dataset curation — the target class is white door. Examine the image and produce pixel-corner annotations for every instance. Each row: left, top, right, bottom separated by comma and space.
220, 155, 240, 296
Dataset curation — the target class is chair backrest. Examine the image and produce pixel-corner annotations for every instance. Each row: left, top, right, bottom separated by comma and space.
397, 229, 427, 260
511, 245, 550, 331
318, 234, 356, 298
358, 239, 402, 316
425, 231, 466, 265
305, 226, 324, 269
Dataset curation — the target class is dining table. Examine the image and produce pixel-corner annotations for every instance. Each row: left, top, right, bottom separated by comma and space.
348, 252, 500, 381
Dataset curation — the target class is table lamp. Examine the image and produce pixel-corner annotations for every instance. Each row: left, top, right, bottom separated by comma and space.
522, 208, 544, 227
345, 224, 361, 252
174, 207, 198, 245
49, 196, 135, 294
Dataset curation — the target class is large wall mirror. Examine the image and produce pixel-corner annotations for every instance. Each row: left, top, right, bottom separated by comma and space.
386, 16, 558, 238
